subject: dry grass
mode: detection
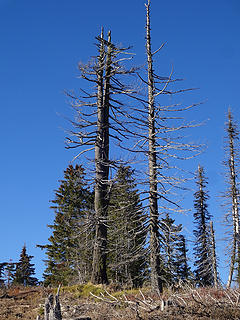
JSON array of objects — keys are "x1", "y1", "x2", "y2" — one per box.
[
  {"x1": 1, "y1": 285, "x2": 240, "y2": 319},
  {"x1": 0, "y1": 286, "x2": 49, "y2": 320}
]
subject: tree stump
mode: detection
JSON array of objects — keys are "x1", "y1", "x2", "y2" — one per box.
[
  {"x1": 36, "y1": 285, "x2": 91, "y2": 320},
  {"x1": 44, "y1": 291, "x2": 62, "y2": 320}
]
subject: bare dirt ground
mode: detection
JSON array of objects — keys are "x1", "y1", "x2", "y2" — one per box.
[
  {"x1": 0, "y1": 287, "x2": 46, "y2": 320},
  {"x1": 1, "y1": 286, "x2": 240, "y2": 320}
]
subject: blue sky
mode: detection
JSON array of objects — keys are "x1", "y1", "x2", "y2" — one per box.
[{"x1": 0, "y1": 0, "x2": 240, "y2": 283}]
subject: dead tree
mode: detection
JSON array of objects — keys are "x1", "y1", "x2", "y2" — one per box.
[
  {"x1": 67, "y1": 30, "x2": 138, "y2": 284},
  {"x1": 44, "y1": 287, "x2": 62, "y2": 320},
  {"x1": 145, "y1": 0, "x2": 163, "y2": 294},
  {"x1": 124, "y1": 0, "x2": 201, "y2": 293},
  {"x1": 210, "y1": 221, "x2": 219, "y2": 288},
  {"x1": 223, "y1": 109, "x2": 240, "y2": 288},
  {"x1": 67, "y1": 2, "x2": 201, "y2": 289},
  {"x1": 90, "y1": 30, "x2": 111, "y2": 285}
]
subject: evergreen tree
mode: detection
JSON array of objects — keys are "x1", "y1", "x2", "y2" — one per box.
[
  {"x1": 160, "y1": 214, "x2": 191, "y2": 285},
  {"x1": 193, "y1": 165, "x2": 214, "y2": 287},
  {"x1": 107, "y1": 166, "x2": 148, "y2": 287},
  {"x1": 160, "y1": 214, "x2": 181, "y2": 285},
  {"x1": 174, "y1": 235, "x2": 192, "y2": 283},
  {"x1": 0, "y1": 263, "x2": 6, "y2": 287},
  {"x1": 13, "y1": 245, "x2": 38, "y2": 286},
  {"x1": 5, "y1": 261, "x2": 16, "y2": 287},
  {"x1": 38, "y1": 164, "x2": 94, "y2": 286}
]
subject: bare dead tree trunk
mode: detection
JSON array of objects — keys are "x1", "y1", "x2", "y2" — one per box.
[
  {"x1": 91, "y1": 31, "x2": 112, "y2": 284},
  {"x1": 145, "y1": 0, "x2": 162, "y2": 294},
  {"x1": 210, "y1": 221, "x2": 219, "y2": 288},
  {"x1": 226, "y1": 109, "x2": 240, "y2": 288},
  {"x1": 67, "y1": 29, "x2": 140, "y2": 286},
  {"x1": 44, "y1": 288, "x2": 62, "y2": 320}
]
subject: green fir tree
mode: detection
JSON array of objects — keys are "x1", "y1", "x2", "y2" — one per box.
[
  {"x1": 5, "y1": 261, "x2": 16, "y2": 287},
  {"x1": 13, "y1": 245, "x2": 38, "y2": 286},
  {"x1": 38, "y1": 164, "x2": 94, "y2": 286},
  {"x1": 0, "y1": 263, "x2": 6, "y2": 287},
  {"x1": 107, "y1": 166, "x2": 148, "y2": 288},
  {"x1": 193, "y1": 165, "x2": 214, "y2": 287},
  {"x1": 160, "y1": 214, "x2": 189, "y2": 285},
  {"x1": 174, "y1": 235, "x2": 192, "y2": 282}
]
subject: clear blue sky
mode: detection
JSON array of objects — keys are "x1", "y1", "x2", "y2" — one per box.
[{"x1": 0, "y1": 0, "x2": 240, "y2": 283}]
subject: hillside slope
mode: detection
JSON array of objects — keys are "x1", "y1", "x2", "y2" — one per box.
[{"x1": 1, "y1": 285, "x2": 240, "y2": 320}]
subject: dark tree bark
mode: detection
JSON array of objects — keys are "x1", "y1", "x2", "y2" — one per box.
[
  {"x1": 44, "y1": 288, "x2": 62, "y2": 320},
  {"x1": 91, "y1": 31, "x2": 111, "y2": 285},
  {"x1": 67, "y1": 30, "x2": 138, "y2": 285}
]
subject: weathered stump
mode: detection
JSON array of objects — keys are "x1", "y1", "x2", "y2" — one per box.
[
  {"x1": 36, "y1": 285, "x2": 92, "y2": 320},
  {"x1": 44, "y1": 291, "x2": 62, "y2": 320}
]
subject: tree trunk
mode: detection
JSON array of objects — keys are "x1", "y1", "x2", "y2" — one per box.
[
  {"x1": 145, "y1": 0, "x2": 163, "y2": 294},
  {"x1": 44, "y1": 291, "x2": 62, "y2": 320},
  {"x1": 226, "y1": 109, "x2": 240, "y2": 288},
  {"x1": 91, "y1": 31, "x2": 112, "y2": 284},
  {"x1": 210, "y1": 221, "x2": 218, "y2": 288}
]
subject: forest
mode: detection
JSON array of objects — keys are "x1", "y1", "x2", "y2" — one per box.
[
  {"x1": 1, "y1": 0, "x2": 240, "y2": 292},
  {"x1": 0, "y1": 0, "x2": 240, "y2": 319}
]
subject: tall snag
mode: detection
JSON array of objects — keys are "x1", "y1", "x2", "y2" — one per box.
[
  {"x1": 145, "y1": 0, "x2": 162, "y2": 293},
  {"x1": 91, "y1": 31, "x2": 111, "y2": 284},
  {"x1": 224, "y1": 109, "x2": 240, "y2": 288},
  {"x1": 67, "y1": 30, "x2": 137, "y2": 284},
  {"x1": 141, "y1": 0, "x2": 201, "y2": 293},
  {"x1": 210, "y1": 221, "x2": 219, "y2": 288}
]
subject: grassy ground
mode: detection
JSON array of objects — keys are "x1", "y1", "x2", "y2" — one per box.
[{"x1": 1, "y1": 284, "x2": 240, "y2": 319}]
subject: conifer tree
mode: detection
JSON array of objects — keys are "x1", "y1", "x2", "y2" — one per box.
[
  {"x1": 160, "y1": 214, "x2": 191, "y2": 285},
  {"x1": 5, "y1": 260, "x2": 16, "y2": 287},
  {"x1": 159, "y1": 214, "x2": 181, "y2": 285},
  {"x1": 193, "y1": 165, "x2": 214, "y2": 287},
  {"x1": 107, "y1": 166, "x2": 147, "y2": 287},
  {"x1": 13, "y1": 245, "x2": 38, "y2": 286},
  {"x1": 175, "y1": 235, "x2": 192, "y2": 283},
  {"x1": 38, "y1": 164, "x2": 94, "y2": 286},
  {"x1": 0, "y1": 263, "x2": 6, "y2": 287}
]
